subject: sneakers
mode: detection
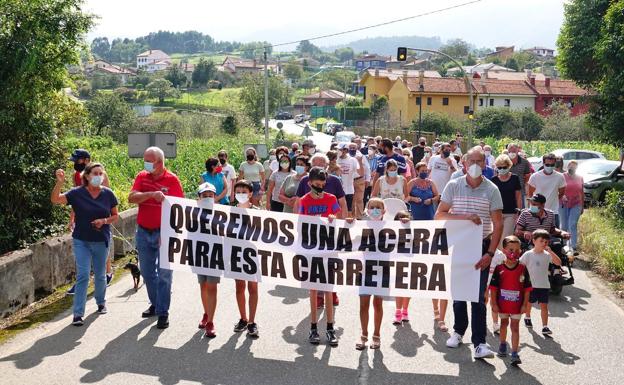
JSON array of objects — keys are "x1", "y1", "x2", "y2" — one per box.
[
  {"x1": 542, "y1": 326, "x2": 553, "y2": 335},
  {"x1": 332, "y1": 292, "x2": 339, "y2": 307},
  {"x1": 309, "y1": 328, "x2": 321, "y2": 345},
  {"x1": 524, "y1": 318, "x2": 533, "y2": 328},
  {"x1": 198, "y1": 314, "x2": 208, "y2": 329},
  {"x1": 401, "y1": 309, "x2": 409, "y2": 323},
  {"x1": 474, "y1": 343, "x2": 495, "y2": 359},
  {"x1": 142, "y1": 305, "x2": 156, "y2": 318},
  {"x1": 392, "y1": 310, "x2": 402, "y2": 325},
  {"x1": 96, "y1": 304, "x2": 107, "y2": 314},
  {"x1": 497, "y1": 342, "x2": 508, "y2": 357},
  {"x1": 156, "y1": 315, "x2": 169, "y2": 329},
  {"x1": 106, "y1": 273, "x2": 113, "y2": 287},
  {"x1": 247, "y1": 323, "x2": 259, "y2": 337},
  {"x1": 205, "y1": 322, "x2": 216, "y2": 338},
  {"x1": 326, "y1": 329, "x2": 339, "y2": 346},
  {"x1": 234, "y1": 319, "x2": 248, "y2": 333},
  {"x1": 510, "y1": 351, "x2": 522, "y2": 366},
  {"x1": 317, "y1": 295, "x2": 325, "y2": 309},
  {"x1": 71, "y1": 316, "x2": 84, "y2": 326},
  {"x1": 446, "y1": 332, "x2": 463, "y2": 348},
  {"x1": 66, "y1": 284, "x2": 76, "y2": 296},
  {"x1": 493, "y1": 322, "x2": 500, "y2": 335}
]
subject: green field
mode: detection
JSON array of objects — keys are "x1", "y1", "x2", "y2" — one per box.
[
  {"x1": 169, "y1": 53, "x2": 228, "y2": 65},
  {"x1": 146, "y1": 88, "x2": 241, "y2": 111}
]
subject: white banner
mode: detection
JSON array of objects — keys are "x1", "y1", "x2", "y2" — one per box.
[{"x1": 159, "y1": 196, "x2": 483, "y2": 302}]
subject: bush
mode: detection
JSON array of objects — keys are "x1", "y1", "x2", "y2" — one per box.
[
  {"x1": 411, "y1": 111, "x2": 460, "y2": 137},
  {"x1": 605, "y1": 189, "x2": 624, "y2": 225},
  {"x1": 474, "y1": 107, "x2": 544, "y2": 140},
  {"x1": 579, "y1": 207, "x2": 624, "y2": 279},
  {"x1": 221, "y1": 115, "x2": 238, "y2": 135}
]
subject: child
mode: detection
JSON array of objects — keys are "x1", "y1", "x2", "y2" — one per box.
[
  {"x1": 392, "y1": 210, "x2": 412, "y2": 326},
  {"x1": 355, "y1": 198, "x2": 386, "y2": 350},
  {"x1": 299, "y1": 167, "x2": 341, "y2": 346},
  {"x1": 489, "y1": 235, "x2": 531, "y2": 365},
  {"x1": 487, "y1": 246, "x2": 507, "y2": 335},
  {"x1": 196, "y1": 183, "x2": 220, "y2": 338},
  {"x1": 521, "y1": 229, "x2": 562, "y2": 335},
  {"x1": 233, "y1": 179, "x2": 260, "y2": 337}
]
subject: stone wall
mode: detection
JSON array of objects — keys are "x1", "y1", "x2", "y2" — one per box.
[{"x1": 0, "y1": 208, "x2": 138, "y2": 318}]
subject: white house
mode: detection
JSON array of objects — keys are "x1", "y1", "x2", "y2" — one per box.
[
  {"x1": 146, "y1": 60, "x2": 171, "y2": 73},
  {"x1": 523, "y1": 46, "x2": 555, "y2": 58},
  {"x1": 136, "y1": 49, "x2": 171, "y2": 69},
  {"x1": 474, "y1": 78, "x2": 537, "y2": 111}
]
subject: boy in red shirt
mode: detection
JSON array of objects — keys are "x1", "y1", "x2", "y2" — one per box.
[
  {"x1": 298, "y1": 167, "x2": 341, "y2": 346},
  {"x1": 489, "y1": 235, "x2": 532, "y2": 366}
]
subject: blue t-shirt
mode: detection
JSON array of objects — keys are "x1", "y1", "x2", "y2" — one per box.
[
  {"x1": 484, "y1": 166, "x2": 495, "y2": 180},
  {"x1": 376, "y1": 153, "x2": 407, "y2": 175},
  {"x1": 65, "y1": 186, "x2": 118, "y2": 247},
  {"x1": 201, "y1": 171, "x2": 230, "y2": 204}
]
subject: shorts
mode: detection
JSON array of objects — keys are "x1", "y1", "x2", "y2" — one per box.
[
  {"x1": 251, "y1": 181, "x2": 262, "y2": 197},
  {"x1": 529, "y1": 288, "x2": 549, "y2": 304},
  {"x1": 345, "y1": 194, "x2": 354, "y2": 211},
  {"x1": 499, "y1": 313, "x2": 522, "y2": 320},
  {"x1": 197, "y1": 274, "x2": 221, "y2": 284}
]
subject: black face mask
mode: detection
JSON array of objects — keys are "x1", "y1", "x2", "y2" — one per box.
[
  {"x1": 246, "y1": 154, "x2": 254, "y2": 161},
  {"x1": 74, "y1": 162, "x2": 86, "y2": 172},
  {"x1": 219, "y1": 158, "x2": 226, "y2": 165},
  {"x1": 442, "y1": 150, "x2": 451, "y2": 158},
  {"x1": 311, "y1": 184, "x2": 324, "y2": 194}
]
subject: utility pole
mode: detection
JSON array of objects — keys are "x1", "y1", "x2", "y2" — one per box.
[
  {"x1": 263, "y1": 49, "x2": 269, "y2": 146},
  {"x1": 343, "y1": 70, "x2": 347, "y2": 124}
]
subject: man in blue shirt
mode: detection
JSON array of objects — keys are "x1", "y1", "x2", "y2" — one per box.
[{"x1": 373, "y1": 138, "x2": 407, "y2": 185}]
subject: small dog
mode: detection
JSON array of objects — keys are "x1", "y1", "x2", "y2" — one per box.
[{"x1": 124, "y1": 261, "x2": 141, "y2": 292}]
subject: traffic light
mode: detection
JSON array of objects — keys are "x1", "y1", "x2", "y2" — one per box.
[{"x1": 397, "y1": 47, "x2": 407, "y2": 61}]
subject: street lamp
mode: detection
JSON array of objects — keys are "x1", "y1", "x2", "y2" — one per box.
[{"x1": 418, "y1": 83, "x2": 424, "y2": 139}]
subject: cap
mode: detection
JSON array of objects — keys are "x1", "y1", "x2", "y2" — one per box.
[
  {"x1": 302, "y1": 139, "x2": 315, "y2": 148},
  {"x1": 69, "y1": 149, "x2": 91, "y2": 162},
  {"x1": 529, "y1": 193, "x2": 546, "y2": 204},
  {"x1": 337, "y1": 142, "x2": 348, "y2": 150},
  {"x1": 197, "y1": 182, "x2": 216, "y2": 195}
]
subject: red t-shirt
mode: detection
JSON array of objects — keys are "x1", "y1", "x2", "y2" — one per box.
[
  {"x1": 489, "y1": 263, "x2": 532, "y2": 314},
  {"x1": 73, "y1": 171, "x2": 82, "y2": 187},
  {"x1": 298, "y1": 192, "x2": 340, "y2": 218},
  {"x1": 131, "y1": 169, "x2": 184, "y2": 229}
]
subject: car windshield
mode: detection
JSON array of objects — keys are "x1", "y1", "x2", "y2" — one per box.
[
  {"x1": 578, "y1": 162, "x2": 617, "y2": 176},
  {"x1": 335, "y1": 133, "x2": 352, "y2": 142}
]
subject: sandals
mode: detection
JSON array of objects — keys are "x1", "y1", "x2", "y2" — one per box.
[
  {"x1": 433, "y1": 308, "x2": 440, "y2": 322},
  {"x1": 438, "y1": 321, "x2": 448, "y2": 332},
  {"x1": 355, "y1": 335, "x2": 368, "y2": 350},
  {"x1": 370, "y1": 335, "x2": 381, "y2": 349}
]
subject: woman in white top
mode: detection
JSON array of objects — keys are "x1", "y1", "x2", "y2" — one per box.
[{"x1": 371, "y1": 159, "x2": 408, "y2": 200}]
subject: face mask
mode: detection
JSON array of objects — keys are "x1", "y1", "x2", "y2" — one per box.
[
  {"x1": 568, "y1": 168, "x2": 576, "y2": 175},
  {"x1": 419, "y1": 172, "x2": 428, "y2": 179},
  {"x1": 508, "y1": 152, "x2": 518, "y2": 160},
  {"x1": 246, "y1": 154, "x2": 255, "y2": 161},
  {"x1": 369, "y1": 208, "x2": 382, "y2": 219},
  {"x1": 468, "y1": 164, "x2": 482, "y2": 178},
  {"x1": 280, "y1": 161, "x2": 290, "y2": 170},
  {"x1": 89, "y1": 175, "x2": 103, "y2": 187},
  {"x1": 349, "y1": 150, "x2": 357, "y2": 157},
  {"x1": 308, "y1": 147, "x2": 316, "y2": 155},
  {"x1": 484, "y1": 151, "x2": 491, "y2": 157},
  {"x1": 215, "y1": 166, "x2": 223, "y2": 174},
  {"x1": 388, "y1": 170, "x2": 398, "y2": 177},
  {"x1": 543, "y1": 165, "x2": 555, "y2": 174},
  {"x1": 311, "y1": 184, "x2": 324, "y2": 194},
  {"x1": 504, "y1": 250, "x2": 520, "y2": 261},
  {"x1": 295, "y1": 165, "x2": 305, "y2": 175},
  {"x1": 497, "y1": 167, "x2": 510, "y2": 175},
  {"x1": 144, "y1": 161, "x2": 155, "y2": 173},
  {"x1": 236, "y1": 193, "x2": 249, "y2": 204},
  {"x1": 219, "y1": 158, "x2": 226, "y2": 165},
  {"x1": 74, "y1": 162, "x2": 86, "y2": 172},
  {"x1": 200, "y1": 197, "x2": 215, "y2": 206},
  {"x1": 442, "y1": 150, "x2": 451, "y2": 158},
  {"x1": 424, "y1": 151, "x2": 431, "y2": 157},
  {"x1": 433, "y1": 146, "x2": 439, "y2": 153},
  {"x1": 529, "y1": 205, "x2": 540, "y2": 214},
  {"x1": 420, "y1": 141, "x2": 426, "y2": 146},
  {"x1": 269, "y1": 155, "x2": 276, "y2": 161}
]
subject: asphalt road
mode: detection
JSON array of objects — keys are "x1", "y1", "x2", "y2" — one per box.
[
  {"x1": 269, "y1": 119, "x2": 333, "y2": 153},
  {"x1": 1, "y1": 262, "x2": 623, "y2": 385}
]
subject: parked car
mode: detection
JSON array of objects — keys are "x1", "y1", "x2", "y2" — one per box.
[
  {"x1": 294, "y1": 114, "x2": 309, "y2": 123},
  {"x1": 580, "y1": 159, "x2": 624, "y2": 204},
  {"x1": 528, "y1": 149, "x2": 605, "y2": 171},
  {"x1": 325, "y1": 122, "x2": 344, "y2": 135},
  {"x1": 333, "y1": 131, "x2": 356, "y2": 144},
  {"x1": 275, "y1": 111, "x2": 293, "y2": 120}
]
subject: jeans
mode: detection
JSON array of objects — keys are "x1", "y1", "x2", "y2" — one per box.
[
  {"x1": 270, "y1": 200, "x2": 284, "y2": 212},
  {"x1": 363, "y1": 185, "x2": 372, "y2": 208},
  {"x1": 559, "y1": 204, "x2": 582, "y2": 249},
  {"x1": 136, "y1": 227, "x2": 173, "y2": 316},
  {"x1": 453, "y1": 268, "x2": 489, "y2": 347},
  {"x1": 72, "y1": 239, "x2": 108, "y2": 317}
]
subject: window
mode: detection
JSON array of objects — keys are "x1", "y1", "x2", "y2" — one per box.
[
  {"x1": 504, "y1": 99, "x2": 511, "y2": 107},
  {"x1": 489, "y1": 99, "x2": 494, "y2": 106},
  {"x1": 442, "y1": 97, "x2": 449, "y2": 106},
  {"x1": 416, "y1": 97, "x2": 421, "y2": 105},
  {"x1": 563, "y1": 152, "x2": 576, "y2": 160},
  {"x1": 427, "y1": 97, "x2": 432, "y2": 105},
  {"x1": 479, "y1": 98, "x2": 484, "y2": 107},
  {"x1": 577, "y1": 152, "x2": 598, "y2": 160},
  {"x1": 464, "y1": 106, "x2": 470, "y2": 114}
]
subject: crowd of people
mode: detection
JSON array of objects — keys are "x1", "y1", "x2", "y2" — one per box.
[{"x1": 52, "y1": 132, "x2": 585, "y2": 366}]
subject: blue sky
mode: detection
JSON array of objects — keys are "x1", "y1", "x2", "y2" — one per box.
[{"x1": 85, "y1": 0, "x2": 566, "y2": 51}]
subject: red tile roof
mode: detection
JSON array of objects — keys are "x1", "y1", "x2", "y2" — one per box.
[
  {"x1": 532, "y1": 80, "x2": 588, "y2": 96},
  {"x1": 302, "y1": 89, "x2": 347, "y2": 100},
  {"x1": 362, "y1": 68, "x2": 441, "y2": 80},
  {"x1": 404, "y1": 77, "x2": 475, "y2": 94},
  {"x1": 473, "y1": 79, "x2": 536, "y2": 96}
]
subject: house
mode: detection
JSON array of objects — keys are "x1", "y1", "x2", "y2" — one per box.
[
  {"x1": 446, "y1": 63, "x2": 515, "y2": 76},
  {"x1": 482, "y1": 69, "x2": 547, "y2": 81},
  {"x1": 358, "y1": 68, "x2": 441, "y2": 106},
  {"x1": 179, "y1": 63, "x2": 195, "y2": 81},
  {"x1": 354, "y1": 54, "x2": 390, "y2": 71},
  {"x1": 146, "y1": 60, "x2": 171, "y2": 73},
  {"x1": 300, "y1": 89, "x2": 348, "y2": 107},
  {"x1": 528, "y1": 76, "x2": 590, "y2": 117},
  {"x1": 523, "y1": 46, "x2": 555, "y2": 58},
  {"x1": 136, "y1": 49, "x2": 171, "y2": 69},
  {"x1": 86, "y1": 60, "x2": 136, "y2": 85},
  {"x1": 485, "y1": 46, "x2": 515, "y2": 62},
  {"x1": 387, "y1": 75, "x2": 478, "y2": 123},
  {"x1": 220, "y1": 56, "x2": 264, "y2": 78},
  {"x1": 473, "y1": 76, "x2": 537, "y2": 110}
]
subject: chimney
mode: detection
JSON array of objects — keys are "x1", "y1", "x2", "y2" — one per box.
[
  {"x1": 529, "y1": 76, "x2": 536, "y2": 86},
  {"x1": 483, "y1": 69, "x2": 489, "y2": 79},
  {"x1": 545, "y1": 77, "x2": 551, "y2": 87},
  {"x1": 418, "y1": 69, "x2": 424, "y2": 89},
  {"x1": 374, "y1": 69, "x2": 379, "y2": 77}
]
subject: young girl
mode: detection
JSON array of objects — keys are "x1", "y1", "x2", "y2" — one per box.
[
  {"x1": 233, "y1": 179, "x2": 260, "y2": 337},
  {"x1": 392, "y1": 210, "x2": 412, "y2": 326}
]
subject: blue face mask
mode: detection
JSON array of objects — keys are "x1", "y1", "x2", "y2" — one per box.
[
  {"x1": 529, "y1": 205, "x2": 540, "y2": 214},
  {"x1": 419, "y1": 172, "x2": 428, "y2": 179},
  {"x1": 295, "y1": 165, "x2": 305, "y2": 175},
  {"x1": 388, "y1": 170, "x2": 398, "y2": 177},
  {"x1": 369, "y1": 208, "x2": 382, "y2": 218},
  {"x1": 144, "y1": 161, "x2": 155, "y2": 173},
  {"x1": 349, "y1": 150, "x2": 357, "y2": 156},
  {"x1": 89, "y1": 175, "x2": 103, "y2": 187}
]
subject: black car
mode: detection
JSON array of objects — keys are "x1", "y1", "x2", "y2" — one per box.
[{"x1": 275, "y1": 111, "x2": 293, "y2": 120}]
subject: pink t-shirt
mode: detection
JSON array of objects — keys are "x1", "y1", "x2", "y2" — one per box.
[{"x1": 562, "y1": 173, "x2": 584, "y2": 208}]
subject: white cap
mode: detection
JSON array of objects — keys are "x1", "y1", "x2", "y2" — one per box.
[
  {"x1": 337, "y1": 142, "x2": 348, "y2": 150},
  {"x1": 197, "y1": 182, "x2": 216, "y2": 195}
]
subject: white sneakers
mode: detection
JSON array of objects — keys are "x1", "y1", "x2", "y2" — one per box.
[
  {"x1": 446, "y1": 332, "x2": 463, "y2": 348},
  {"x1": 474, "y1": 343, "x2": 495, "y2": 359}
]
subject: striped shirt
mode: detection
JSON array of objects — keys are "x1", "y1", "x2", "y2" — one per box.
[
  {"x1": 440, "y1": 176, "x2": 503, "y2": 238},
  {"x1": 515, "y1": 208, "x2": 556, "y2": 234}
]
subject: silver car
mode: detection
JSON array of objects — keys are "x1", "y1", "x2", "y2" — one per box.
[{"x1": 528, "y1": 149, "x2": 605, "y2": 171}]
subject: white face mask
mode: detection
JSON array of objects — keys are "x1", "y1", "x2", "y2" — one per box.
[
  {"x1": 236, "y1": 193, "x2": 249, "y2": 204},
  {"x1": 484, "y1": 151, "x2": 491, "y2": 157},
  {"x1": 468, "y1": 164, "x2": 483, "y2": 178},
  {"x1": 270, "y1": 155, "x2": 277, "y2": 161},
  {"x1": 508, "y1": 152, "x2": 518, "y2": 160},
  {"x1": 199, "y1": 197, "x2": 215, "y2": 206},
  {"x1": 308, "y1": 147, "x2": 316, "y2": 155}
]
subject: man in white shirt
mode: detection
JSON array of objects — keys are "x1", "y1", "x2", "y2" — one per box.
[
  {"x1": 218, "y1": 150, "x2": 237, "y2": 201},
  {"x1": 428, "y1": 143, "x2": 458, "y2": 193},
  {"x1": 450, "y1": 140, "x2": 463, "y2": 157},
  {"x1": 527, "y1": 153, "x2": 566, "y2": 226},
  {"x1": 350, "y1": 142, "x2": 368, "y2": 219},
  {"x1": 337, "y1": 142, "x2": 362, "y2": 217}
]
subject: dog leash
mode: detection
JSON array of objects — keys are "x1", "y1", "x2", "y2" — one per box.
[{"x1": 110, "y1": 224, "x2": 138, "y2": 256}]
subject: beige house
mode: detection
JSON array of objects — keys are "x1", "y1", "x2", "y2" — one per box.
[{"x1": 136, "y1": 49, "x2": 171, "y2": 69}]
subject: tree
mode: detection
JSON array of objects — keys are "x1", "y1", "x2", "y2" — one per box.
[
  {"x1": 475, "y1": 108, "x2": 519, "y2": 138},
  {"x1": 191, "y1": 58, "x2": 215, "y2": 87},
  {"x1": 283, "y1": 62, "x2": 303, "y2": 82},
  {"x1": 91, "y1": 37, "x2": 110, "y2": 60},
  {"x1": 0, "y1": 0, "x2": 94, "y2": 253},
  {"x1": 146, "y1": 78, "x2": 179, "y2": 104},
  {"x1": 411, "y1": 111, "x2": 460, "y2": 137},
  {"x1": 557, "y1": 0, "x2": 623, "y2": 144},
  {"x1": 540, "y1": 101, "x2": 592, "y2": 141},
  {"x1": 165, "y1": 63, "x2": 187, "y2": 88},
  {"x1": 239, "y1": 41, "x2": 271, "y2": 59},
  {"x1": 85, "y1": 91, "x2": 136, "y2": 141},
  {"x1": 297, "y1": 40, "x2": 322, "y2": 57},
  {"x1": 334, "y1": 47, "x2": 354, "y2": 62},
  {"x1": 440, "y1": 39, "x2": 471, "y2": 60},
  {"x1": 505, "y1": 57, "x2": 519, "y2": 71},
  {"x1": 239, "y1": 74, "x2": 292, "y2": 127}
]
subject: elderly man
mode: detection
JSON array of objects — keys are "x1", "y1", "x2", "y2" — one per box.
[
  {"x1": 435, "y1": 146, "x2": 504, "y2": 360},
  {"x1": 412, "y1": 136, "x2": 427, "y2": 164},
  {"x1": 508, "y1": 143, "x2": 533, "y2": 205},
  {"x1": 129, "y1": 147, "x2": 184, "y2": 329}
]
